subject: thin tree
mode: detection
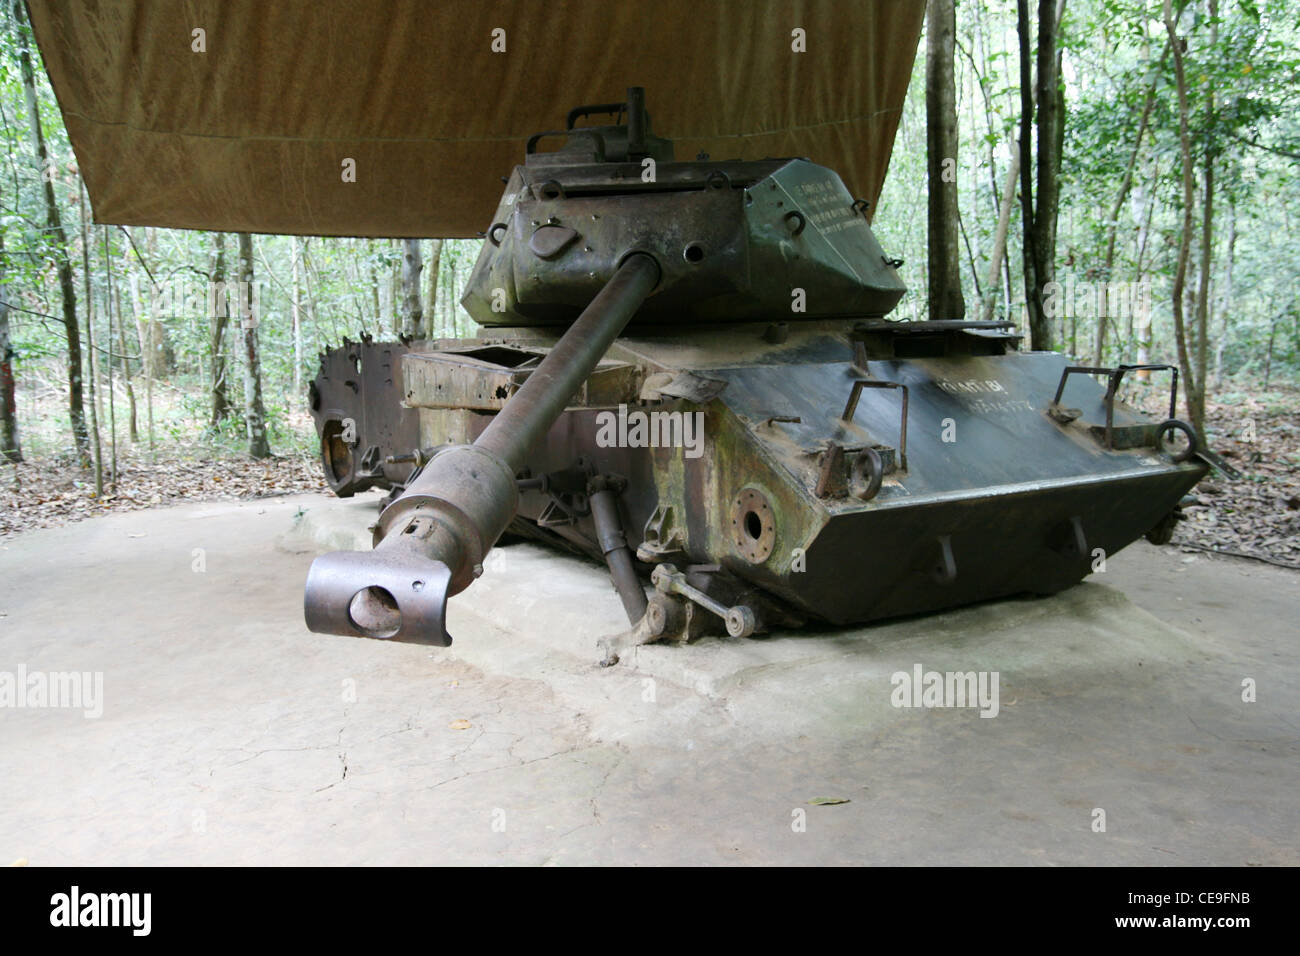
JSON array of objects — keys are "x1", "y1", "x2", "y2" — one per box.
[
  {"x1": 102, "y1": 228, "x2": 137, "y2": 442},
  {"x1": 981, "y1": 148, "x2": 1020, "y2": 323},
  {"x1": 1212, "y1": 200, "x2": 1236, "y2": 389},
  {"x1": 0, "y1": 230, "x2": 20, "y2": 462},
  {"x1": 291, "y1": 235, "x2": 302, "y2": 405},
  {"x1": 1017, "y1": 0, "x2": 1067, "y2": 351},
  {"x1": 1164, "y1": 0, "x2": 1203, "y2": 434},
  {"x1": 980, "y1": 21, "x2": 1036, "y2": 326},
  {"x1": 101, "y1": 226, "x2": 117, "y2": 488},
  {"x1": 401, "y1": 237, "x2": 424, "y2": 337},
  {"x1": 926, "y1": 0, "x2": 965, "y2": 320},
  {"x1": 77, "y1": 185, "x2": 101, "y2": 492},
  {"x1": 1017, "y1": 0, "x2": 1044, "y2": 346},
  {"x1": 426, "y1": 239, "x2": 443, "y2": 338},
  {"x1": 122, "y1": 236, "x2": 152, "y2": 456},
  {"x1": 14, "y1": 1, "x2": 88, "y2": 463},
  {"x1": 442, "y1": 246, "x2": 459, "y2": 337},
  {"x1": 1039, "y1": 0, "x2": 1066, "y2": 346},
  {"x1": 1132, "y1": 163, "x2": 1160, "y2": 366},
  {"x1": 1189, "y1": 0, "x2": 1218, "y2": 432},
  {"x1": 390, "y1": 239, "x2": 401, "y2": 333},
  {"x1": 369, "y1": 241, "x2": 381, "y2": 330},
  {"x1": 209, "y1": 232, "x2": 231, "y2": 427},
  {"x1": 237, "y1": 232, "x2": 271, "y2": 458}
]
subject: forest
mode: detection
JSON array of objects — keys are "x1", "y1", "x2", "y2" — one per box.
[{"x1": 0, "y1": 0, "x2": 1296, "y2": 562}]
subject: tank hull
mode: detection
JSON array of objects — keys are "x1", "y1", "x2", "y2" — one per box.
[{"x1": 318, "y1": 320, "x2": 1204, "y2": 629}]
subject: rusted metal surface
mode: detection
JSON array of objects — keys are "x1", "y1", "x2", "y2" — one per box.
[
  {"x1": 308, "y1": 336, "x2": 421, "y2": 496},
  {"x1": 1049, "y1": 363, "x2": 1180, "y2": 451},
  {"x1": 403, "y1": 348, "x2": 639, "y2": 413}
]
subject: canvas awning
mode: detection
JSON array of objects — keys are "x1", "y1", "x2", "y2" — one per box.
[{"x1": 27, "y1": 0, "x2": 923, "y2": 238}]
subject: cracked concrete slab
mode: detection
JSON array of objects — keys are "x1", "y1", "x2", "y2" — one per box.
[{"x1": 1, "y1": 492, "x2": 1296, "y2": 865}]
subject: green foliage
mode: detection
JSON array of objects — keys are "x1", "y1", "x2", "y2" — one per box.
[{"x1": 875, "y1": 0, "x2": 1300, "y2": 383}]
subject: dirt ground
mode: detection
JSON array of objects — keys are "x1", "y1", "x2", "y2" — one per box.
[
  {"x1": 1164, "y1": 395, "x2": 1300, "y2": 568},
  {"x1": 0, "y1": 453, "x2": 327, "y2": 537}
]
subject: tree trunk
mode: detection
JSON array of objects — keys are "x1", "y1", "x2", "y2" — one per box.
[
  {"x1": 0, "y1": 231, "x2": 21, "y2": 463},
  {"x1": 379, "y1": 240, "x2": 392, "y2": 334},
  {"x1": 303, "y1": 239, "x2": 324, "y2": 344},
  {"x1": 369, "y1": 241, "x2": 381, "y2": 331},
  {"x1": 1016, "y1": 0, "x2": 1045, "y2": 348},
  {"x1": 15, "y1": 2, "x2": 88, "y2": 464},
  {"x1": 1192, "y1": 154, "x2": 1212, "y2": 433},
  {"x1": 1213, "y1": 201, "x2": 1236, "y2": 389},
  {"x1": 116, "y1": 313, "x2": 138, "y2": 444},
  {"x1": 124, "y1": 245, "x2": 153, "y2": 456},
  {"x1": 1131, "y1": 171, "x2": 1158, "y2": 367},
  {"x1": 1262, "y1": 313, "x2": 1278, "y2": 390},
  {"x1": 237, "y1": 233, "x2": 271, "y2": 458},
  {"x1": 299, "y1": 239, "x2": 331, "y2": 344},
  {"x1": 291, "y1": 235, "x2": 302, "y2": 407},
  {"x1": 390, "y1": 240, "x2": 401, "y2": 335},
  {"x1": 210, "y1": 233, "x2": 232, "y2": 427},
  {"x1": 980, "y1": 148, "x2": 1020, "y2": 322},
  {"x1": 1033, "y1": 0, "x2": 1066, "y2": 348},
  {"x1": 1163, "y1": 0, "x2": 1201, "y2": 434},
  {"x1": 400, "y1": 238, "x2": 424, "y2": 337},
  {"x1": 1189, "y1": 0, "x2": 1217, "y2": 434},
  {"x1": 101, "y1": 229, "x2": 117, "y2": 488},
  {"x1": 443, "y1": 247, "x2": 460, "y2": 337},
  {"x1": 426, "y1": 239, "x2": 443, "y2": 338},
  {"x1": 76, "y1": 189, "x2": 101, "y2": 491},
  {"x1": 101, "y1": 227, "x2": 138, "y2": 444},
  {"x1": 926, "y1": 0, "x2": 965, "y2": 320},
  {"x1": 1017, "y1": 0, "x2": 1068, "y2": 351},
  {"x1": 964, "y1": 47, "x2": 984, "y2": 302}
]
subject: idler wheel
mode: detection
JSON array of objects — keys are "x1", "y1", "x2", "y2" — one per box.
[
  {"x1": 1156, "y1": 419, "x2": 1198, "y2": 463},
  {"x1": 850, "y1": 447, "x2": 884, "y2": 501}
]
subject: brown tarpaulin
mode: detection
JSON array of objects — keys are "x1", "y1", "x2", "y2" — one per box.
[{"x1": 27, "y1": 0, "x2": 923, "y2": 238}]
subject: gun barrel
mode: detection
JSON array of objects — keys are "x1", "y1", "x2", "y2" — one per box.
[
  {"x1": 303, "y1": 253, "x2": 660, "y2": 645},
  {"x1": 473, "y1": 252, "x2": 660, "y2": 470}
]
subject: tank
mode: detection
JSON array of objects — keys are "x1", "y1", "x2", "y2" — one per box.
[{"x1": 304, "y1": 89, "x2": 1216, "y2": 661}]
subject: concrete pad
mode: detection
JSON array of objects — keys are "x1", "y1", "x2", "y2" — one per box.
[{"x1": 1, "y1": 492, "x2": 1297, "y2": 865}]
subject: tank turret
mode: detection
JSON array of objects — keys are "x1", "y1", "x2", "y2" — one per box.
[{"x1": 462, "y1": 88, "x2": 905, "y2": 327}]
